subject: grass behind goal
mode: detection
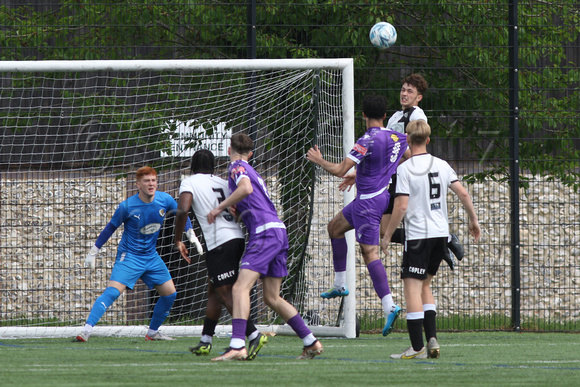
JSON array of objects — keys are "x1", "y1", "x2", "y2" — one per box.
[{"x1": 1, "y1": 332, "x2": 578, "y2": 386}]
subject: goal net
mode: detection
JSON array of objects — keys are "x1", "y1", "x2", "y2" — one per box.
[{"x1": 0, "y1": 59, "x2": 357, "y2": 339}]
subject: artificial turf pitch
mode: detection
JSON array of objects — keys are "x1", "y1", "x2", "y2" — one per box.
[{"x1": 1, "y1": 332, "x2": 578, "y2": 386}]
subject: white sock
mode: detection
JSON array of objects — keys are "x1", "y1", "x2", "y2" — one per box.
[
  {"x1": 381, "y1": 294, "x2": 395, "y2": 314},
  {"x1": 201, "y1": 334, "x2": 213, "y2": 344},
  {"x1": 247, "y1": 330, "x2": 259, "y2": 341},
  {"x1": 83, "y1": 324, "x2": 93, "y2": 334},
  {"x1": 334, "y1": 271, "x2": 347, "y2": 288},
  {"x1": 302, "y1": 333, "x2": 316, "y2": 347},
  {"x1": 406, "y1": 311, "x2": 424, "y2": 320},
  {"x1": 147, "y1": 328, "x2": 158, "y2": 337},
  {"x1": 229, "y1": 337, "x2": 245, "y2": 349},
  {"x1": 423, "y1": 303, "x2": 436, "y2": 312}
]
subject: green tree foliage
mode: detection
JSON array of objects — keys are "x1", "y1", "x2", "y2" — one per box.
[{"x1": 0, "y1": 0, "x2": 578, "y2": 184}]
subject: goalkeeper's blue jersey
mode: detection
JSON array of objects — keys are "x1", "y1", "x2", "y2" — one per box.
[{"x1": 110, "y1": 191, "x2": 178, "y2": 257}]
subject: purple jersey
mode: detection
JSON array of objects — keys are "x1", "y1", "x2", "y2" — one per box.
[
  {"x1": 228, "y1": 159, "x2": 284, "y2": 236},
  {"x1": 347, "y1": 127, "x2": 407, "y2": 196}
]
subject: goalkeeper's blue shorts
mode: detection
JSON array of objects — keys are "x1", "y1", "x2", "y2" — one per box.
[{"x1": 110, "y1": 251, "x2": 172, "y2": 290}]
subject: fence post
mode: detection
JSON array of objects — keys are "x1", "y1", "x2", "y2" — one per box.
[
  {"x1": 247, "y1": 0, "x2": 257, "y2": 59},
  {"x1": 508, "y1": 0, "x2": 521, "y2": 332}
]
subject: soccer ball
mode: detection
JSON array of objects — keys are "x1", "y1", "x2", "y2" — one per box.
[{"x1": 369, "y1": 22, "x2": 397, "y2": 50}]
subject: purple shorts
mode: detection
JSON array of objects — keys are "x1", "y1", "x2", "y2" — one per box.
[
  {"x1": 241, "y1": 226, "x2": 289, "y2": 278},
  {"x1": 342, "y1": 190, "x2": 389, "y2": 245}
]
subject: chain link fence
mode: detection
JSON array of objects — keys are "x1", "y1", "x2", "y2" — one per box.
[{"x1": 1, "y1": 1, "x2": 578, "y2": 332}]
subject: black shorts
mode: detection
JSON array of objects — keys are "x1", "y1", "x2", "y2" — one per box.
[
  {"x1": 384, "y1": 176, "x2": 397, "y2": 215},
  {"x1": 205, "y1": 238, "x2": 245, "y2": 287},
  {"x1": 400, "y1": 237, "x2": 448, "y2": 280}
]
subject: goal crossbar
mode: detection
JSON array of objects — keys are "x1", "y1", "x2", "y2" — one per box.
[{"x1": 0, "y1": 58, "x2": 354, "y2": 73}]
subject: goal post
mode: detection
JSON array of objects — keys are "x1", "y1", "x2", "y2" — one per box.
[{"x1": 0, "y1": 59, "x2": 356, "y2": 339}]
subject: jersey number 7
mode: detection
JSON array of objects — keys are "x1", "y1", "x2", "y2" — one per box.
[{"x1": 213, "y1": 188, "x2": 235, "y2": 221}]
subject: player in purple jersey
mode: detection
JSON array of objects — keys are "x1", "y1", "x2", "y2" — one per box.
[
  {"x1": 174, "y1": 149, "x2": 267, "y2": 360},
  {"x1": 74, "y1": 166, "x2": 194, "y2": 342},
  {"x1": 340, "y1": 74, "x2": 463, "y2": 269},
  {"x1": 207, "y1": 133, "x2": 323, "y2": 361},
  {"x1": 306, "y1": 94, "x2": 409, "y2": 336},
  {"x1": 382, "y1": 120, "x2": 480, "y2": 359}
]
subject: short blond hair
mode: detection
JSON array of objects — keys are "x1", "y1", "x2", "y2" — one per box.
[{"x1": 406, "y1": 120, "x2": 431, "y2": 145}]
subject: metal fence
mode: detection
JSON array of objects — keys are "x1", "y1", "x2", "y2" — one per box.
[{"x1": 1, "y1": 1, "x2": 578, "y2": 332}]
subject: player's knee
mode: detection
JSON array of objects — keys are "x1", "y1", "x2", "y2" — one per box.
[
  {"x1": 215, "y1": 286, "x2": 233, "y2": 307},
  {"x1": 360, "y1": 245, "x2": 380, "y2": 262},
  {"x1": 327, "y1": 220, "x2": 342, "y2": 239},
  {"x1": 232, "y1": 281, "x2": 251, "y2": 296},
  {"x1": 327, "y1": 213, "x2": 350, "y2": 239},
  {"x1": 263, "y1": 293, "x2": 280, "y2": 309},
  {"x1": 101, "y1": 286, "x2": 121, "y2": 305},
  {"x1": 163, "y1": 291, "x2": 177, "y2": 303}
]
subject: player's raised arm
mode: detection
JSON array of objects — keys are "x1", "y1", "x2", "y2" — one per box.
[{"x1": 306, "y1": 145, "x2": 355, "y2": 177}]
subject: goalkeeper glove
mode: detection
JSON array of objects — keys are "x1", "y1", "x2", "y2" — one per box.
[
  {"x1": 186, "y1": 229, "x2": 204, "y2": 255},
  {"x1": 85, "y1": 245, "x2": 100, "y2": 269}
]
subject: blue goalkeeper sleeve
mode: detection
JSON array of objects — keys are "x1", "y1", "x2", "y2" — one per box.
[
  {"x1": 184, "y1": 216, "x2": 193, "y2": 232},
  {"x1": 95, "y1": 222, "x2": 118, "y2": 248}
]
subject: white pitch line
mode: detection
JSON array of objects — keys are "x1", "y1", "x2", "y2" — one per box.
[{"x1": 529, "y1": 360, "x2": 580, "y2": 364}]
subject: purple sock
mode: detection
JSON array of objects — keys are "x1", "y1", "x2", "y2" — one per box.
[
  {"x1": 287, "y1": 314, "x2": 312, "y2": 339},
  {"x1": 367, "y1": 259, "x2": 391, "y2": 299},
  {"x1": 331, "y1": 238, "x2": 347, "y2": 272},
  {"x1": 231, "y1": 318, "x2": 247, "y2": 341}
]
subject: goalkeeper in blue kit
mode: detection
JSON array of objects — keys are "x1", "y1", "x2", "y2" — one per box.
[{"x1": 74, "y1": 166, "x2": 197, "y2": 342}]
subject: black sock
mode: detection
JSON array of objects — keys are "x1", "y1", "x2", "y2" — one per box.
[
  {"x1": 423, "y1": 310, "x2": 437, "y2": 341},
  {"x1": 202, "y1": 317, "x2": 218, "y2": 338},
  {"x1": 246, "y1": 320, "x2": 258, "y2": 337},
  {"x1": 407, "y1": 319, "x2": 424, "y2": 351}
]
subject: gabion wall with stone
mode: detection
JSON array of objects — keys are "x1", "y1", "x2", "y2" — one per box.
[
  {"x1": 1, "y1": 172, "x2": 578, "y2": 331},
  {"x1": 302, "y1": 173, "x2": 580, "y2": 331},
  {"x1": 0, "y1": 173, "x2": 127, "y2": 325}
]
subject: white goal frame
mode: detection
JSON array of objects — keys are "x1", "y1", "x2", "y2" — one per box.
[{"x1": 0, "y1": 59, "x2": 356, "y2": 339}]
